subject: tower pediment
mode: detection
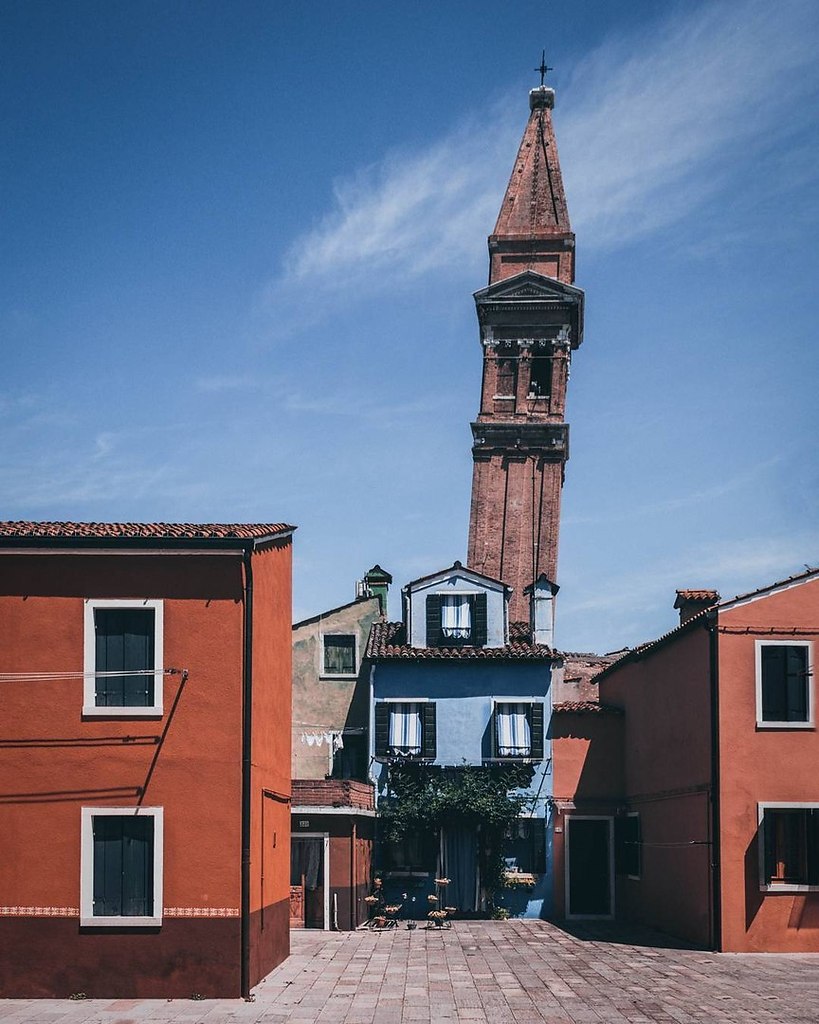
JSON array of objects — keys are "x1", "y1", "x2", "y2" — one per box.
[
  {"x1": 474, "y1": 271, "x2": 584, "y2": 347},
  {"x1": 474, "y1": 270, "x2": 583, "y2": 304}
]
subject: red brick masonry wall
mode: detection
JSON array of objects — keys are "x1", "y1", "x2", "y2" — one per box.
[{"x1": 292, "y1": 779, "x2": 374, "y2": 811}]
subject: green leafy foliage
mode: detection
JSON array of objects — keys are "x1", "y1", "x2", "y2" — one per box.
[{"x1": 379, "y1": 761, "x2": 535, "y2": 898}]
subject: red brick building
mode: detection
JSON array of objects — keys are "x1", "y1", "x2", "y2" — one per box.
[
  {"x1": 467, "y1": 84, "x2": 584, "y2": 621},
  {"x1": 0, "y1": 521, "x2": 294, "y2": 997}
]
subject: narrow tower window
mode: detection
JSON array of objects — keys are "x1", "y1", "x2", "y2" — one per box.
[
  {"x1": 496, "y1": 357, "x2": 517, "y2": 397},
  {"x1": 528, "y1": 356, "x2": 552, "y2": 399}
]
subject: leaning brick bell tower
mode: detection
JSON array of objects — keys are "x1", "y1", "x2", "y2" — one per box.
[{"x1": 467, "y1": 72, "x2": 584, "y2": 622}]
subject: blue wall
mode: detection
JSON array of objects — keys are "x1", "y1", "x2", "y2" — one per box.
[
  {"x1": 372, "y1": 660, "x2": 551, "y2": 769},
  {"x1": 370, "y1": 659, "x2": 554, "y2": 918}
]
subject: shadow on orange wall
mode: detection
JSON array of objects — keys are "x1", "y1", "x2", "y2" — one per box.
[{"x1": 743, "y1": 827, "x2": 764, "y2": 931}]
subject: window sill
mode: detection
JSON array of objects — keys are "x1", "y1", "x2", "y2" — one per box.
[
  {"x1": 81, "y1": 915, "x2": 162, "y2": 928},
  {"x1": 760, "y1": 884, "x2": 819, "y2": 894},
  {"x1": 82, "y1": 706, "x2": 163, "y2": 718},
  {"x1": 319, "y1": 673, "x2": 357, "y2": 681},
  {"x1": 755, "y1": 721, "x2": 814, "y2": 730}
]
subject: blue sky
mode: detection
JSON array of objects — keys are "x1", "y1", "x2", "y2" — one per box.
[{"x1": 2, "y1": 0, "x2": 818, "y2": 652}]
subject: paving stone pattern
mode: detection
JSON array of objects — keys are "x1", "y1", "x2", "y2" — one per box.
[{"x1": 2, "y1": 920, "x2": 818, "y2": 1024}]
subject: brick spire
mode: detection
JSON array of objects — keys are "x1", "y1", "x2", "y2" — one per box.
[
  {"x1": 467, "y1": 85, "x2": 584, "y2": 623},
  {"x1": 489, "y1": 86, "x2": 575, "y2": 286}
]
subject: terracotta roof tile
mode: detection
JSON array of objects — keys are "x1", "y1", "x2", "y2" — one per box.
[
  {"x1": 0, "y1": 521, "x2": 294, "y2": 542},
  {"x1": 553, "y1": 700, "x2": 623, "y2": 716},
  {"x1": 366, "y1": 620, "x2": 553, "y2": 661}
]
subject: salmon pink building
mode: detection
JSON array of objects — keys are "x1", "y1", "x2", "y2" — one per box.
[
  {"x1": 592, "y1": 570, "x2": 819, "y2": 952},
  {"x1": 0, "y1": 521, "x2": 294, "y2": 998}
]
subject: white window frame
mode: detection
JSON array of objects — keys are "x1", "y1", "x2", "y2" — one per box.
[
  {"x1": 492, "y1": 699, "x2": 535, "y2": 759},
  {"x1": 289, "y1": 832, "x2": 330, "y2": 930},
  {"x1": 755, "y1": 640, "x2": 813, "y2": 729},
  {"x1": 374, "y1": 698, "x2": 430, "y2": 761},
  {"x1": 83, "y1": 599, "x2": 164, "y2": 716},
  {"x1": 80, "y1": 806, "x2": 164, "y2": 927},
  {"x1": 757, "y1": 802, "x2": 819, "y2": 893},
  {"x1": 320, "y1": 632, "x2": 358, "y2": 679}
]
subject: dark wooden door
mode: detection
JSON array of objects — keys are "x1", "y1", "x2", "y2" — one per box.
[{"x1": 567, "y1": 817, "x2": 612, "y2": 918}]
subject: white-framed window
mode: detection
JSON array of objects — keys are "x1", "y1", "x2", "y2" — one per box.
[
  {"x1": 388, "y1": 702, "x2": 423, "y2": 755},
  {"x1": 492, "y1": 700, "x2": 545, "y2": 760},
  {"x1": 495, "y1": 702, "x2": 532, "y2": 757},
  {"x1": 758, "y1": 803, "x2": 819, "y2": 892},
  {"x1": 374, "y1": 699, "x2": 436, "y2": 759},
  {"x1": 755, "y1": 640, "x2": 813, "y2": 728},
  {"x1": 425, "y1": 592, "x2": 487, "y2": 647},
  {"x1": 321, "y1": 633, "x2": 357, "y2": 677},
  {"x1": 80, "y1": 806, "x2": 164, "y2": 927},
  {"x1": 83, "y1": 599, "x2": 164, "y2": 716},
  {"x1": 440, "y1": 595, "x2": 472, "y2": 640}
]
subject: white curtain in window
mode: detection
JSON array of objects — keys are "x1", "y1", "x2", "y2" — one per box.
[
  {"x1": 496, "y1": 703, "x2": 531, "y2": 756},
  {"x1": 389, "y1": 702, "x2": 422, "y2": 754},
  {"x1": 441, "y1": 595, "x2": 471, "y2": 638}
]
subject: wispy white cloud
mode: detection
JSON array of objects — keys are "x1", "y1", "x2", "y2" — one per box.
[
  {"x1": 559, "y1": 530, "x2": 819, "y2": 651},
  {"x1": 283, "y1": 391, "x2": 448, "y2": 420},
  {"x1": 563, "y1": 456, "x2": 783, "y2": 527},
  {"x1": 275, "y1": 112, "x2": 516, "y2": 292},
  {"x1": 262, "y1": 109, "x2": 517, "y2": 326},
  {"x1": 265, "y1": 0, "x2": 818, "y2": 319},
  {"x1": 194, "y1": 374, "x2": 270, "y2": 393},
  {"x1": 561, "y1": 0, "x2": 819, "y2": 250},
  {"x1": 92, "y1": 432, "x2": 116, "y2": 460}
]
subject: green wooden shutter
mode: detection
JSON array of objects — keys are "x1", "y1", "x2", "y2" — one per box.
[
  {"x1": 426, "y1": 594, "x2": 442, "y2": 647},
  {"x1": 422, "y1": 703, "x2": 437, "y2": 759},
  {"x1": 93, "y1": 816, "x2": 123, "y2": 916},
  {"x1": 121, "y1": 816, "x2": 154, "y2": 916},
  {"x1": 529, "y1": 702, "x2": 544, "y2": 760},
  {"x1": 374, "y1": 702, "x2": 390, "y2": 757},
  {"x1": 95, "y1": 609, "x2": 154, "y2": 707},
  {"x1": 762, "y1": 809, "x2": 776, "y2": 885},
  {"x1": 761, "y1": 646, "x2": 786, "y2": 721},
  {"x1": 93, "y1": 815, "x2": 153, "y2": 917},
  {"x1": 786, "y1": 646, "x2": 808, "y2": 721},
  {"x1": 808, "y1": 809, "x2": 819, "y2": 886},
  {"x1": 472, "y1": 593, "x2": 487, "y2": 646}
]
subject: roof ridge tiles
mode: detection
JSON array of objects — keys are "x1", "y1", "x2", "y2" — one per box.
[
  {"x1": 0, "y1": 521, "x2": 295, "y2": 541},
  {"x1": 366, "y1": 619, "x2": 553, "y2": 661}
]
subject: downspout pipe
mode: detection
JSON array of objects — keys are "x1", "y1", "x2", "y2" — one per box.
[
  {"x1": 241, "y1": 543, "x2": 254, "y2": 998},
  {"x1": 706, "y1": 609, "x2": 722, "y2": 952}
]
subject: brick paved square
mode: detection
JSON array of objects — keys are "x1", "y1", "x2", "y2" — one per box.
[{"x1": 3, "y1": 922, "x2": 819, "y2": 1023}]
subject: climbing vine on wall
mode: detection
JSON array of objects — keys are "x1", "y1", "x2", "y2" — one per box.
[{"x1": 379, "y1": 761, "x2": 536, "y2": 898}]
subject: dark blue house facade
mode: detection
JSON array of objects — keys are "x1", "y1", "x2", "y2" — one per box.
[{"x1": 366, "y1": 562, "x2": 558, "y2": 919}]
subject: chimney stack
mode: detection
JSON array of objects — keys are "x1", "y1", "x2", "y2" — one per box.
[
  {"x1": 359, "y1": 565, "x2": 392, "y2": 615},
  {"x1": 674, "y1": 589, "x2": 719, "y2": 625},
  {"x1": 525, "y1": 574, "x2": 560, "y2": 648}
]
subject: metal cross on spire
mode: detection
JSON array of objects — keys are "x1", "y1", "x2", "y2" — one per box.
[{"x1": 535, "y1": 49, "x2": 553, "y2": 87}]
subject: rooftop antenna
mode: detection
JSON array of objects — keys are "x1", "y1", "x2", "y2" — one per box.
[{"x1": 535, "y1": 49, "x2": 553, "y2": 87}]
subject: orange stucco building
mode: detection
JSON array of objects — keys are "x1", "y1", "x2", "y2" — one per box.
[
  {"x1": 0, "y1": 521, "x2": 294, "y2": 998},
  {"x1": 590, "y1": 570, "x2": 819, "y2": 951}
]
